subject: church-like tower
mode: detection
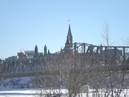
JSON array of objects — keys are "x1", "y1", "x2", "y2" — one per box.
[
  {"x1": 35, "y1": 45, "x2": 38, "y2": 54},
  {"x1": 65, "y1": 25, "x2": 73, "y2": 50}
]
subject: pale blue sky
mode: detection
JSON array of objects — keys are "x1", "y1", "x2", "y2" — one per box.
[{"x1": 0, "y1": 0, "x2": 129, "y2": 58}]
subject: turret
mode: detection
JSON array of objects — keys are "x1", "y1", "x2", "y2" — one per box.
[
  {"x1": 44, "y1": 45, "x2": 47, "y2": 55},
  {"x1": 48, "y1": 49, "x2": 50, "y2": 54},
  {"x1": 35, "y1": 45, "x2": 38, "y2": 54}
]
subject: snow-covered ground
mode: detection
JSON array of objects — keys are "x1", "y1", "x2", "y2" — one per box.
[
  {"x1": 0, "y1": 89, "x2": 129, "y2": 97},
  {"x1": 0, "y1": 89, "x2": 68, "y2": 97},
  {"x1": 0, "y1": 94, "x2": 40, "y2": 97}
]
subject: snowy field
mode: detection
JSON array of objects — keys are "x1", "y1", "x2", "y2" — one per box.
[
  {"x1": 0, "y1": 89, "x2": 68, "y2": 97},
  {"x1": 0, "y1": 89, "x2": 129, "y2": 97}
]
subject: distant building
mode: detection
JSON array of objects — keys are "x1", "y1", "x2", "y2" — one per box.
[
  {"x1": 0, "y1": 25, "x2": 129, "y2": 89},
  {"x1": 5, "y1": 56, "x2": 17, "y2": 63},
  {"x1": 0, "y1": 25, "x2": 127, "y2": 74},
  {"x1": 17, "y1": 52, "x2": 26, "y2": 60},
  {"x1": 64, "y1": 25, "x2": 73, "y2": 52},
  {"x1": 24, "y1": 51, "x2": 35, "y2": 59}
]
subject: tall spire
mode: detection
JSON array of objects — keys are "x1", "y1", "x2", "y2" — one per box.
[
  {"x1": 35, "y1": 45, "x2": 38, "y2": 54},
  {"x1": 65, "y1": 24, "x2": 73, "y2": 49},
  {"x1": 44, "y1": 45, "x2": 47, "y2": 55},
  {"x1": 68, "y1": 24, "x2": 72, "y2": 38},
  {"x1": 68, "y1": 24, "x2": 73, "y2": 44}
]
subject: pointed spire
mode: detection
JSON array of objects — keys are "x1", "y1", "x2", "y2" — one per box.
[
  {"x1": 65, "y1": 24, "x2": 73, "y2": 48},
  {"x1": 68, "y1": 24, "x2": 72, "y2": 37},
  {"x1": 35, "y1": 45, "x2": 38, "y2": 54},
  {"x1": 48, "y1": 49, "x2": 50, "y2": 54},
  {"x1": 44, "y1": 45, "x2": 47, "y2": 55},
  {"x1": 68, "y1": 24, "x2": 73, "y2": 43}
]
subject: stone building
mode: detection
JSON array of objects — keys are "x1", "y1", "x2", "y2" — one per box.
[{"x1": 0, "y1": 25, "x2": 129, "y2": 90}]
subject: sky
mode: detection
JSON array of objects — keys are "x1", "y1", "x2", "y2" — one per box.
[{"x1": 0, "y1": 0, "x2": 129, "y2": 58}]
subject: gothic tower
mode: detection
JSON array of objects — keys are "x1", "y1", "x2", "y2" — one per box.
[
  {"x1": 44, "y1": 45, "x2": 47, "y2": 55},
  {"x1": 35, "y1": 45, "x2": 38, "y2": 54},
  {"x1": 65, "y1": 25, "x2": 73, "y2": 50}
]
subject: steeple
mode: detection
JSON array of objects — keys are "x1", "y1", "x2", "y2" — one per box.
[
  {"x1": 44, "y1": 45, "x2": 47, "y2": 55},
  {"x1": 65, "y1": 24, "x2": 73, "y2": 48},
  {"x1": 35, "y1": 45, "x2": 38, "y2": 54}
]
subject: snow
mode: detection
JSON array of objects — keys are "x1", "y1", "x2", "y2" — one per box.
[
  {"x1": 0, "y1": 89, "x2": 129, "y2": 97},
  {"x1": 0, "y1": 89, "x2": 68, "y2": 97},
  {"x1": 0, "y1": 89, "x2": 68, "y2": 94}
]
